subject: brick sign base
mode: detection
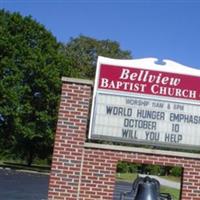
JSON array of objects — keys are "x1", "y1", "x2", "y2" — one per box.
[{"x1": 48, "y1": 77, "x2": 200, "y2": 200}]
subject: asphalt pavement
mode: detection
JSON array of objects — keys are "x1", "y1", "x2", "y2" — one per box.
[
  {"x1": 0, "y1": 169, "x2": 179, "y2": 200},
  {"x1": 0, "y1": 169, "x2": 49, "y2": 200}
]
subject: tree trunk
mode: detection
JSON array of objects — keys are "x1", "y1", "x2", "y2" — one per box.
[{"x1": 27, "y1": 151, "x2": 33, "y2": 167}]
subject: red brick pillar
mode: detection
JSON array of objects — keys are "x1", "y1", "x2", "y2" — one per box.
[{"x1": 48, "y1": 77, "x2": 92, "y2": 200}]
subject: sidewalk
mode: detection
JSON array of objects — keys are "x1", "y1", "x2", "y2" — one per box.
[{"x1": 139, "y1": 174, "x2": 180, "y2": 189}]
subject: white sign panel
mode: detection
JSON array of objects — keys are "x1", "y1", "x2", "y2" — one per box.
[{"x1": 89, "y1": 57, "x2": 200, "y2": 150}]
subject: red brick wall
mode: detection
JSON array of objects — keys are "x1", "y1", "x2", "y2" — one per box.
[{"x1": 48, "y1": 77, "x2": 200, "y2": 200}]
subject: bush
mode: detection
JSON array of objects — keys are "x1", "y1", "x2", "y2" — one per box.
[
  {"x1": 117, "y1": 161, "x2": 129, "y2": 173},
  {"x1": 128, "y1": 163, "x2": 140, "y2": 173},
  {"x1": 170, "y1": 167, "x2": 182, "y2": 177},
  {"x1": 149, "y1": 165, "x2": 161, "y2": 175}
]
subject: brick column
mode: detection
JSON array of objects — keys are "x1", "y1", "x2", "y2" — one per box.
[{"x1": 48, "y1": 77, "x2": 92, "y2": 200}]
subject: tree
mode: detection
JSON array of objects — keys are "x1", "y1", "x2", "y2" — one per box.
[
  {"x1": 0, "y1": 10, "x2": 74, "y2": 165},
  {"x1": 0, "y1": 10, "x2": 133, "y2": 166},
  {"x1": 64, "y1": 35, "x2": 132, "y2": 79}
]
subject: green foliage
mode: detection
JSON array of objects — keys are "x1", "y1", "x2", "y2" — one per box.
[
  {"x1": 144, "y1": 165, "x2": 162, "y2": 175},
  {"x1": 170, "y1": 166, "x2": 182, "y2": 177},
  {"x1": 0, "y1": 10, "x2": 133, "y2": 166},
  {"x1": 117, "y1": 162, "x2": 140, "y2": 173},
  {"x1": 117, "y1": 161, "x2": 129, "y2": 173},
  {"x1": 117, "y1": 162, "x2": 182, "y2": 179},
  {"x1": 158, "y1": 166, "x2": 167, "y2": 176},
  {"x1": 128, "y1": 163, "x2": 139, "y2": 173},
  {"x1": 0, "y1": 9, "x2": 73, "y2": 165},
  {"x1": 64, "y1": 35, "x2": 132, "y2": 78}
]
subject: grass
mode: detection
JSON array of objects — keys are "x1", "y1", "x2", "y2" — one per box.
[
  {"x1": 116, "y1": 172, "x2": 181, "y2": 182},
  {"x1": 116, "y1": 172, "x2": 138, "y2": 182},
  {"x1": 160, "y1": 186, "x2": 180, "y2": 200},
  {"x1": 0, "y1": 160, "x2": 50, "y2": 174}
]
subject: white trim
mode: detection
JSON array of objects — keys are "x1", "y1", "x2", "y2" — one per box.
[
  {"x1": 61, "y1": 77, "x2": 93, "y2": 86},
  {"x1": 97, "y1": 56, "x2": 200, "y2": 76},
  {"x1": 84, "y1": 142, "x2": 200, "y2": 159},
  {"x1": 88, "y1": 58, "x2": 102, "y2": 139}
]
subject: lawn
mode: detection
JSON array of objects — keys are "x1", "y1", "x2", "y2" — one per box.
[
  {"x1": 160, "y1": 185, "x2": 180, "y2": 200},
  {"x1": 0, "y1": 161, "x2": 50, "y2": 174}
]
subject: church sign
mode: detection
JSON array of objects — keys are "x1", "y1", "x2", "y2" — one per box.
[{"x1": 89, "y1": 57, "x2": 200, "y2": 150}]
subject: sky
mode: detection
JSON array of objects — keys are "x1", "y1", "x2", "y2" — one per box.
[{"x1": 1, "y1": 0, "x2": 200, "y2": 69}]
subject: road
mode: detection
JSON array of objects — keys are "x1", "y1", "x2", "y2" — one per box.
[
  {"x1": 139, "y1": 174, "x2": 180, "y2": 189},
  {"x1": 0, "y1": 169, "x2": 49, "y2": 200}
]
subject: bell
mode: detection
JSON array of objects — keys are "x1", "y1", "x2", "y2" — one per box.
[{"x1": 134, "y1": 176, "x2": 160, "y2": 200}]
